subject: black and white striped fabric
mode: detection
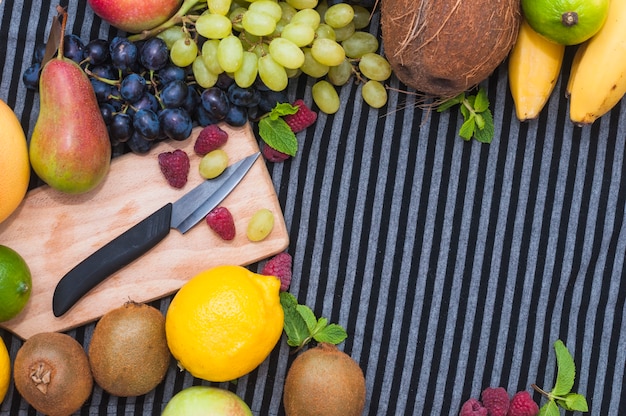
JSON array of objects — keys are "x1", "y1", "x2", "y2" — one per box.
[{"x1": 2, "y1": 1, "x2": 625, "y2": 415}]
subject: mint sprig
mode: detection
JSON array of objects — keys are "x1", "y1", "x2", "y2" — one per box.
[
  {"x1": 532, "y1": 340, "x2": 589, "y2": 415},
  {"x1": 437, "y1": 87, "x2": 494, "y2": 143},
  {"x1": 280, "y1": 292, "x2": 347, "y2": 351},
  {"x1": 257, "y1": 103, "x2": 299, "y2": 156}
]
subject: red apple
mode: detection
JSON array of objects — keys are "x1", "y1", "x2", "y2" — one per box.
[
  {"x1": 162, "y1": 386, "x2": 253, "y2": 416},
  {"x1": 88, "y1": 0, "x2": 183, "y2": 33}
]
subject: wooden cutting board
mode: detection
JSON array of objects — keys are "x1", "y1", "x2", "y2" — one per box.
[{"x1": 0, "y1": 123, "x2": 289, "y2": 340}]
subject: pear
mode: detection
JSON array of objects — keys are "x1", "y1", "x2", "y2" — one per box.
[{"x1": 29, "y1": 12, "x2": 111, "y2": 194}]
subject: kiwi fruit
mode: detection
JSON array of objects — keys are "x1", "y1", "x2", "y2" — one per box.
[
  {"x1": 283, "y1": 342, "x2": 366, "y2": 416},
  {"x1": 13, "y1": 332, "x2": 93, "y2": 416},
  {"x1": 88, "y1": 301, "x2": 171, "y2": 397}
]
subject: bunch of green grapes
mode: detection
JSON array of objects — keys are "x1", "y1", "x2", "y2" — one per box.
[{"x1": 155, "y1": 0, "x2": 392, "y2": 114}]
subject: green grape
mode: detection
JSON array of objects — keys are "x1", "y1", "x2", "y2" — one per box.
[
  {"x1": 301, "y1": 47, "x2": 329, "y2": 78},
  {"x1": 324, "y1": 3, "x2": 354, "y2": 29},
  {"x1": 195, "y1": 13, "x2": 233, "y2": 39},
  {"x1": 311, "y1": 38, "x2": 345, "y2": 66},
  {"x1": 199, "y1": 149, "x2": 229, "y2": 179},
  {"x1": 217, "y1": 35, "x2": 244, "y2": 72},
  {"x1": 312, "y1": 80, "x2": 340, "y2": 114},
  {"x1": 341, "y1": 31, "x2": 379, "y2": 58},
  {"x1": 281, "y1": 22, "x2": 315, "y2": 47},
  {"x1": 333, "y1": 21, "x2": 355, "y2": 42},
  {"x1": 157, "y1": 25, "x2": 186, "y2": 49},
  {"x1": 361, "y1": 80, "x2": 387, "y2": 109},
  {"x1": 352, "y1": 5, "x2": 371, "y2": 30},
  {"x1": 327, "y1": 58, "x2": 352, "y2": 86},
  {"x1": 286, "y1": 67, "x2": 301, "y2": 78},
  {"x1": 193, "y1": 56, "x2": 219, "y2": 88},
  {"x1": 290, "y1": 8, "x2": 321, "y2": 29},
  {"x1": 269, "y1": 37, "x2": 305, "y2": 69},
  {"x1": 248, "y1": 0, "x2": 283, "y2": 22},
  {"x1": 358, "y1": 52, "x2": 392, "y2": 81},
  {"x1": 286, "y1": 0, "x2": 318, "y2": 10},
  {"x1": 316, "y1": 1, "x2": 328, "y2": 21},
  {"x1": 258, "y1": 54, "x2": 288, "y2": 91},
  {"x1": 208, "y1": 0, "x2": 232, "y2": 15},
  {"x1": 170, "y1": 37, "x2": 198, "y2": 67},
  {"x1": 202, "y1": 39, "x2": 225, "y2": 74},
  {"x1": 234, "y1": 51, "x2": 259, "y2": 88},
  {"x1": 246, "y1": 208, "x2": 275, "y2": 242},
  {"x1": 279, "y1": 1, "x2": 298, "y2": 22},
  {"x1": 315, "y1": 23, "x2": 336, "y2": 41},
  {"x1": 241, "y1": 10, "x2": 277, "y2": 36},
  {"x1": 230, "y1": 7, "x2": 247, "y2": 32}
]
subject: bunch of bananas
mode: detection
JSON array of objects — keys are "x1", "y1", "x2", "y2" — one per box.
[{"x1": 509, "y1": 0, "x2": 626, "y2": 125}]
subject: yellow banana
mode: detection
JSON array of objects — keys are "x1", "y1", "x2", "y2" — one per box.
[
  {"x1": 508, "y1": 19, "x2": 565, "y2": 121},
  {"x1": 569, "y1": 0, "x2": 626, "y2": 125}
]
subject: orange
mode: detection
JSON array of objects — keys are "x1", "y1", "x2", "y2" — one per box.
[
  {"x1": 0, "y1": 336, "x2": 9, "y2": 404},
  {"x1": 165, "y1": 265, "x2": 284, "y2": 382},
  {"x1": 0, "y1": 99, "x2": 30, "y2": 224},
  {"x1": 0, "y1": 245, "x2": 32, "y2": 322}
]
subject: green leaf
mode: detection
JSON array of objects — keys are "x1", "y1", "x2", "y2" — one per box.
[
  {"x1": 296, "y1": 304, "x2": 318, "y2": 333},
  {"x1": 258, "y1": 117, "x2": 298, "y2": 156},
  {"x1": 313, "y1": 323, "x2": 348, "y2": 344},
  {"x1": 459, "y1": 117, "x2": 476, "y2": 140},
  {"x1": 269, "y1": 102, "x2": 299, "y2": 119},
  {"x1": 553, "y1": 339, "x2": 576, "y2": 396},
  {"x1": 475, "y1": 113, "x2": 486, "y2": 130},
  {"x1": 538, "y1": 400, "x2": 560, "y2": 416},
  {"x1": 557, "y1": 393, "x2": 588, "y2": 412},
  {"x1": 473, "y1": 109, "x2": 494, "y2": 144},
  {"x1": 436, "y1": 93, "x2": 464, "y2": 112},
  {"x1": 280, "y1": 292, "x2": 310, "y2": 347},
  {"x1": 473, "y1": 87, "x2": 489, "y2": 113},
  {"x1": 312, "y1": 317, "x2": 328, "y2": 335}
]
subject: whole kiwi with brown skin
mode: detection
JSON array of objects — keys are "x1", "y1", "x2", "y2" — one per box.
[
  {"x1": 283, "y1": 342, "x2": 366, "y2": 416},
  {"x1": 13, "y1": 332, "x2": 93, "y2": 416},
  {"x1": 88, "y1": 301, "x2": 171, "y2": 397}
]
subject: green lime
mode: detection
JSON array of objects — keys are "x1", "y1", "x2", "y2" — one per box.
[
  {"x1": 521, "y1": 0, "x2": 609, "y2": 45},
  {"x1": 0, "y1": 245, "x2": 32, "y2": 322}
]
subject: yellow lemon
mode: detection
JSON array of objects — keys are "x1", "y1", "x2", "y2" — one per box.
[
  {"x1": 0, "y1": 336, "x2": 10, "y2": 403},
  {"x1": 0, "y1": 245, "x2": 32, "y2": 322},
  {"x1": 165, "y1": 265, "x2": 284, "y2": 382},
  {"x1": 0, "y1": 99, "x2": 30, "y2": 224}
]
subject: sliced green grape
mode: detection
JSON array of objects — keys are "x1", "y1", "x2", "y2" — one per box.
[
  {"x1": 361, "y1": 80, "x2": 387, "y2": 109},
  {"x1": 202, "y1": 39, "x2": 225, "y2": 74},
  {"x1": 157, "y1": 25, "x2": 186, "y2": 49},
  {"x1": 199, "y1": 149, "x2": 229, "y2": 179},
  {"x1": 170, "y1": 37, "x2": 198, "y2": 67},
  {"x1": 333, "y1": 21, "x2": 355, "y2": 42},
  {"x1": 217, "y1": 35, "x2": 244, "y2": 72},
  {"x1": 301, "y1": 47, "x2": 329, "y2": 78},
  {"x1": 290, "y1": 8, "x2": 321, "y2": 29},
  {"x1": 286, "y1": 0, "x2": 318, "y2": 10},
  {"x1": 258, "y1": 54, "x2": 288, "y2": 91},
  {"x1": 281, "y1": 22, "x2": 315, "y2": 47},
  {"x1": 324, "y1": 3, "x2": 354, "y2": 29},
  {"x1": 269, "y1": 37, "x2": 305, "y2": 69},
  {"x1": 358, "y1": 52, "x2": 392, "y2": 81},
  {"x1": 312, "y1": 80, "x2": 340, "y2": 114},
  {"x1": 341, "y1": 31, "x2": 379, "y2": 58},
  {"x1": 352, "y1": 5, "x2": 371, "y2": 30},
  {"x1": 247, "y1": 208, "x2": 275, "y2": 242},
  {"x1": 327, "y1": 58, "x2": 353, "y2": 86},
  {"x1": 193, "y1": 56, "x2": 219, "y2": 88},
  {"x1": 241, "y1": 10, "x2": 277, "y2": 36},
  {"x1": 311, "y1": 38, "x2": 345, "y2": 66},
  {"x1": 234, "y1": 51, "x2": 259, "y2": 88},
  {"x1": 248, "y1": 0, "x2": 283, "y2": 22},
  {"x1": 207, "y1": 0, "x2": 232, "y2": 15},
  {"x1": 196, "y1": 13, "x2": 233, "y2": 39},
  {"x1": 315, "y1": 23, "x2": 336, "y2": 41}
]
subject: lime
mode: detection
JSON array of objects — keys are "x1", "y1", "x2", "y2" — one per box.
[
  {"x1": 521, "y1": 0, "x2": 609, "y2": 45},
  {"x1": 0, "y1": 245, "x2": 32, "y2": 322}
]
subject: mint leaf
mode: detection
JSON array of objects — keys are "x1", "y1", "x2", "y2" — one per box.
[
  {"x1": 280, "y1": 292, "x2": 310, "y2": 347},
  {"x1": 313, "y1": 323, "x2": 348, "y2": 344},
  {"x1": 553, "y1": 339, "x2": 576, "y2": 396},
  {"x1": 437, "y1": 87, "x2": 495, "y2": 143},
  {"x1": 473, "y1": 87, "x2": 489, "y2": 113},
  {"x1": 269, "y1": 102, "x2": 299, "y2": 118},
  {"x1": 557, "y1": 393, "x2": 588, "y2": 412},
  {"x1": 538, "y1": 400, "x2": 560, "y2": 416},
  {"x1": 459, "y1": 117, "x2": 475, "y2": 140},
  {"x1": 296, "y1": 304, "x2": 318, "y2": 333},
  {"x1": 473, "y1": 109, "x2": 494, "y2": 144},
  {"x1": 436, "y1": 93, "x2": 464, "y2": 112},
  {"x1": 258, "y1": 117, "x2": 298, "y2": 156}
]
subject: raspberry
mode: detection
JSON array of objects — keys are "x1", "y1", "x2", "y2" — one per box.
[
  {"x1": 507, "y1": 391, "x2": 538, "y2": 416},
  {"x1": 194, "y1": 124, "x2": 228, "y2": 156},
  {"x1": 283, "y1": 99, "x2": 317, "y2": 133},
  {"x1": 262, "y1": 142, "x2": 290, "y2": 163},
  {"x1": 205, "y1": 206, "x2": 236, "y2": 240},
  {"x1": 158, "y1": 149, "x2": 190, "y2": 189},
  {"x1": 481, "y1": 387, "x2": 509, "y2": 416},
  {"x1": 459, "y1": 398, "x2": 488, "y2": 416},
  {"x1": 261, "y1": 252, "x2": 292, "y2": 291}
]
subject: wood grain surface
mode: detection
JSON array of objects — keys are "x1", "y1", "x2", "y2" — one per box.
[{"x1": 0, "y1": 123, "x2": 289, "y2": 339}]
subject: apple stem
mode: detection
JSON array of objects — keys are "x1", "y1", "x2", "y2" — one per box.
[{"x1": 127, "y1": 0, "x2": 203, "y2": 42}]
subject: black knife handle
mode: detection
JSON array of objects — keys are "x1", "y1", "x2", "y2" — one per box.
[{"x1": 52, "y1": 203, "x2": 173, "y2": 317}]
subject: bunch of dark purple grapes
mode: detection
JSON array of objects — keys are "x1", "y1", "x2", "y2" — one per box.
[{"x1": 23, "y1": 34, "x2": 289, "y2": 154}]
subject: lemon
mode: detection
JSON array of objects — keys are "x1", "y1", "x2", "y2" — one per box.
[
  {"x1": 0, "y1": 245, "x2": 32, "y2": 322},
  {"x1": 0, "y1": 336, "x2": 10, "y2": 403},
  {"x1": 0, "y1": 99, "x2": 30, "y2": 224},
  {"x1": 521, "y1": 0, "x2": 609, "y2": 45},
  {"x1": 165, "y1": 265, "x2": 284, "y2": 382}
]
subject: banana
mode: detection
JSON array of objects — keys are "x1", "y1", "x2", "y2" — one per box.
[
  {"x1": 508, "y1": 19, "x2": 565, "y2": 122},
  {"x1": 568, "y1": 0, "x2": 626, "y2": 125}
]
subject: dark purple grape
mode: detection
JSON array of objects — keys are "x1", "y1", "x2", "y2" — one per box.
[
  {"x1": 132, "y1": 109, "x2": 160, "y2": 140},
  {"x1": 160, "y1": 79, "x2": 189, "y2": 109},
  {"x1": 91, "y1": 79, "x2": 115, "y2": 103},
  {"x1": 225, "y1": 105, "x2": 248, "y2": 127},
  {"x1": 120, "y1": 73, "x2": 147, "y2": 103},
  {"x1": 128, "y1": 92, "x2": 159, "y2": 115},
  {"x1": 34, "y1": 44, "x2": 46, "y2": 64},
  {"x1": 22, "y1": 63, "x2": 41, "y2": 91},
  {"x1": 182, "y1": 86, "x2": 201, "y2": 114},
  {"x1": 109, "y1": 37, "x2": 138, "y2": 72},
  {"x1": 158, "y1": 65, "x2": 186, "y2": 85},
  {"x1": 258, "y1": 89, "x2": 289, "y2": 112},
  {"x1": 83, "y1": 39, "x2": 110, "y2": 66},
  {"x1": 126, "y1": 131, "x2": 154, "y2": 154},
  {"x1": 159, "y1": 108, "x2": 193, "y2": 141},
  {"x1": 140, "y1": 37, "x2": 169, "y2": 71},
  {"x1": 194, "y1": 106, "x2": 220, "y2": 127},
  {"x1": 201, "y1": 87, "x2": 230, "y2": 120},
  {"x1": 215, "y1": 72, "x2": 234, "y2": 90},
  {"x1": 63, "y1": 34, "x2": 84, "y2": 63},
  {"x1": 99, "y1": 103, "x2": 116, "y2": 125},
  {"x1": 227, "y1": 84, "x2": 261, "y2": 108},
  {"x1": 89, "y1": 64, "x2": 117, "y2": 81},
  {"x1": 109, "y1": 113, "x2": 134, "y2": 143}
]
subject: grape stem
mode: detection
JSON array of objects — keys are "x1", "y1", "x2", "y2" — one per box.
[{"x1": 127, "y1": 0, "x2": 203, "y2": 42}]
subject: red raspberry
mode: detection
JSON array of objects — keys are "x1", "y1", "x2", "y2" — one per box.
[
  {"x1": 481, "y1": 387, "x2": 509, "y2": 416},
  {"x1": 261, "y1": 252, "x2": 292, "y2": 291},
  {"x1": 158, "y1": 149, "x2": 190, "y2": 189},
  {"x1": 459, "y1": 398, "x2": 488, "y2": 416},
  {"x1": 262, "y1": 142, "x2": 290, "y2": 163},
  {"x1": 194, "y1": 124, "x2": 228, "y2": 156},
  {"x1": 507, "y1": 391, "x2": 538, "y2": 416},
  {"x1": 283, "y1": 99, "x2": 317, "y2": 133},
  {"x1": 205, "y1": 206, "x2": 236, "y2": 240}
]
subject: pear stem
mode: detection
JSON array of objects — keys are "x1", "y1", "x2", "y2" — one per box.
[
  {"x1": 56, "y1": 5, "x2": 68, "y2": 59},
  {"x1": 127, "y1": 0, "x2": 203, "y2": 42}
]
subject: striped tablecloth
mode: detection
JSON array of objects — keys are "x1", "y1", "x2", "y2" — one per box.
[{"x1": 1, "y1": 0, "x2": 625, "y2": 414}]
